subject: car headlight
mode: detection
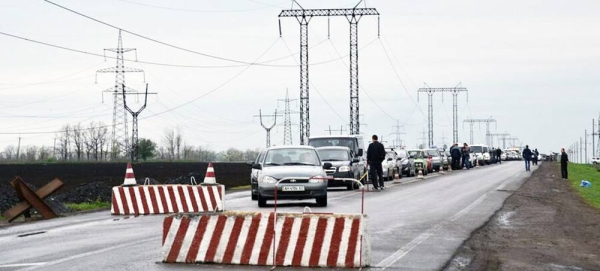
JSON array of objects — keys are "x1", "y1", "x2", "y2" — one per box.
[
  {"x1": 338, "y1": 166, "x2": 351, "y2": 172},
  {"x1": 260, "y1": 176, "x2": 277, "y2": 184},
  {"x1": 309, "y1": 175, "x2": 325, "y2": 183}
]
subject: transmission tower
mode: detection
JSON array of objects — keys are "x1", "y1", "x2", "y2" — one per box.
[
  {"x1": 326, "y1": 125, "x2": 346, "y2": 135},
  {"x1": 277, "y1": 89, "x2": 298, "y2": 145},
  {"x1": 96, "y1": 30, "x2": 144, "y2": 157},
  {"x1": 417, "y1": 83, "x2": 468, "y2": 147},
  {"x1": 256, "y1": 109, "x2": 278, "y2": 148},
  {"x1": 490, "y1": 133, "x2": 510, "y2": 149},
  {"x1": 279, "y1": 2, "x2": 379, "y2": 142},
  {"x1": 122, "y1": 84, "x2": 155, "y2": 162},
  {"x1": 506, "y1": 137, "x2": 519, "y2": 148},
  {"x1": 463, "y1": 117, "x2": 496, "y2": 146},
  {"x1": 417, "y1": 128, "x2": 427, "y2": 149},
  {"x1": 594, "y1": 116, "x2": 600, "y2": 157},
  {"x1": 390, "y1": 120, "x2": 406, "y2": 148}
]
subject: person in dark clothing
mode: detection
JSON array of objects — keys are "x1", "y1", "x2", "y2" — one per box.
[
  {"x1": 532, "y1": 148, "x2": 539, "y2": 165},
  {"x1": 367, "y1": 134, "x2": 386, "y2": 190},
  {"x1": 496, "y1": 148, "x2": 502, "y2": 164},
  {"x1": 522, "y1": 145, "x2": 532, "y2": 171},
  {"x1": 450, "y1": 143, "x2": 462, "y2": 170},
  {"x1": 462, "y1": 143, "x2": 471, "y2": 170},
  {"x1": 560, "y1": 148, "x2": 569, "y2": 179}
]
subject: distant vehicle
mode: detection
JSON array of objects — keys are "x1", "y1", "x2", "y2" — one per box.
[
  {"x1": 407, "y1": 149, "x2": 430, "y2": 175},
  {"x1": 383, "y1": 150, "x2": 400, "y2": 180},
  {"x1": 470, "y1": 144, "x2": 490, "y2": 166},
  {"x1": 442, "y1": 150, "x2": 451, "y2": 170},
  {"x1": 591, "y1": 157, "x2": 600, "y2": 164},
  {"x1": 396, "y1": 149, "x2": 416, "y2": 177},
  {"x1": 424, "y1": 149, "x2": 442, "y2": 172},
  {"x1": 316, "y1": 146, "x2": 362, "y2": 190},
  {"x1": 307, "y1": 135, "x2": 366, "y2": 172},
  {"x1": 251, "y1": 146, "x2": 332, "y2": 207}
]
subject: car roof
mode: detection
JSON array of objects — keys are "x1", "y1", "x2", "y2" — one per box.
[
  {"x1": 315, "y1": 146, "x2": 351, "y2": 151},
  {"x1": 267, "y1": 145, "x2": 316, "y2": 150}
]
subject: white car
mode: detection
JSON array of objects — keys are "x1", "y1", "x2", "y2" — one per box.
[{"x1": 382, "y1": 151, "x2": 399, "y2": 180}]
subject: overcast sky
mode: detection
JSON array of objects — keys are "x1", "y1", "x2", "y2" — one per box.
[{"x1": 1, "y1": 0, "x2": 599, "y2": 157}]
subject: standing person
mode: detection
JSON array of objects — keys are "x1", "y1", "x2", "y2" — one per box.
[
  {"x1": 367, "y1": 135, "x2": 386, "y2": 190},
  {"x1": 533, "y1": 149, "x2": 539, "y2": 165},
  {"x1": 522, "y1": 145, "x2": 532, "y2": 171},
  {"x1": 462, "y1": 143, "x2": 471, "y2": 170},
  {"x1": 451, "y1": 143, "x2": 462, "y2": 170},
  {"x1": 560, "y1": 148, "x2": 569, "y2": 179},
  {"x1": 496, "y1": 148, "x2": 502, "y2": 164}
]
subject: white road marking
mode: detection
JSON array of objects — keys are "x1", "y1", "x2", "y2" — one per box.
[
  {"x1": 376, "y1": 193, "x2": 488, "y2": 269},
  {"x1": 0, "y1": 263, "x2": 46, "y2": 268}
]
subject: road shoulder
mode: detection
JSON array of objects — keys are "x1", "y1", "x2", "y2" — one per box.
[{"x1": 444, "y1": 162, "x2": 600, "y2": 270}]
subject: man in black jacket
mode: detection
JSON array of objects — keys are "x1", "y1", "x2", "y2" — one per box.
[
  {"x1": 367, "y1": 135, "x2": 386, "y2": 190},
  {"x1": 561, "y1": 148, "x2": 569, "y2": 179},
  {"x1": 496, "y1": 148, "x2": 502, "y2": 164},
  {"x1": 522, "y1": 145, "x2": 532, "y2": 171},
  {"x1": 450, "y1": 143, "x2": 462, "y2": 170}
]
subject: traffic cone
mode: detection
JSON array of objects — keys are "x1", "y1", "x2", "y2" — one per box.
[
  {"x1": 439, "y1": 165, "x2": 446, "y2": 174},
  {"x1": 417, "y1": 167, "x2": 424, "y2": 179},
  {"x1": 122, "y1": 163, "x2": 137, "y2": 186},
  {"x1": 203, "y1": 163, "x2": 217, "y2": 184},
  {"x1": 392, "y1": 171, "x2": 401, "y2": 184}
]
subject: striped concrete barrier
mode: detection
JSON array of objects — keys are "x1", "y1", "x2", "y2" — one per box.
[
  {"x1": 162, "y1": 211, "x2": 370, "y2": 268},
  {"x1": 111, "y1": 185, "x2": 225, "y2": 215}
]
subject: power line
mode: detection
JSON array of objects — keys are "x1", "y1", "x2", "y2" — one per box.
[{"x1": 116, "y1": 0, "x2": 287, "y2": 13}]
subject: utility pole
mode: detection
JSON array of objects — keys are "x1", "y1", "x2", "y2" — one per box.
[
  {"x1": 594, "y1": 116, "x2": 600, "y2": 158},
  {"x1": 96, "y1": 30, "x2": 145, "y2": 158},
  {"x1": 277, "y1": 89, "x2": 298, "y2": 145},
  {"x1": 256, "y1": 109, "x2": 278, "y2": 148},
  {"x1": 593, "y1": 118, "x2": 599, "y2": 158},
  {"x1": 16, "y1": 136, "x2": 21, "y2": 161},
  {"x1": 279, "y1": 2, "x2": 379, "y2": 142},
  {"x1": 326, "y1": 125, "x2": 346, "y2": 135},
  {"x1": 463, "y1": 117, "x2": 496, "y2": 146},
  {"x1": 122, "y1": 84, "x2": 155, "y2": 162},
  {"x1": 390, "y1": 120, "x2": 406, "y2": 148},
  {"x1": 490, "y1": 133, "x2": 510, "y2": 149},
  {"x1": 585, "y1": 130, "x2": 588, "y2": 164},
  {"x1": 417, "y1": 83, "x2": 468, "y2": 146},
  {"x1": 580, "y1": 137, "x2": 583, "y2": 163}
]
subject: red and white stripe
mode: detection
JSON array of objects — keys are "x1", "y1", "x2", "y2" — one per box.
[
  {"x1": 123, "y1": 163, "x2": 137, "y2": 185},
  {"x1": 111, "y1": 185, "x2": 225, "y2": 215},
  {"x1": 162, "y1": 212, "x2": 370, "y2": 268},
  {"x1": 203, "y1": 163, "x2": 216, "y2": 184}
]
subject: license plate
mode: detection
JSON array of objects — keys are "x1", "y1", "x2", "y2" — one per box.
[{"x1": 282, "y1": 186, "x2": 305, "y2": 192}]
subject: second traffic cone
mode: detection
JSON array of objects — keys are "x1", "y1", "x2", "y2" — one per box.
[
  {"x1": 417, "y1": 167, "x2": 424, "y2": 179},
  {"x1": 203, "y1": 163, "x2": 217, "y2": 184},
  {"x1": 123, "y1": 163, "x2": 137, "y2": 186}
]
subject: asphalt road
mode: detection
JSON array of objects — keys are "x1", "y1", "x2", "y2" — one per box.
[{"x1": 0, "y1": 161, "x2": 535, "y2": 271}]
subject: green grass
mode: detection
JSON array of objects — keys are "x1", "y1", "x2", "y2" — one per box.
[
  {"x1": 229, "y1": 185, "x2": 251, "y2": 190},
  {"x1": 65, "y1": 201, "x2": 111, "y2": 212},
  {"x1": 568, "y1": 163, "x2": 600, "y2": 208},
  {"x1": 0, "y1": 215, "x2": 5, "y2": 220}
]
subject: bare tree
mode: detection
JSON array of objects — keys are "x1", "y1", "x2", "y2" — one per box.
[
  {"x1": 2, "y1": 145, "x2": 15, "y2": 161},
  {"x1": 72, "y1": 123, "x2": 84, "y2": 160},
  {"x1": 162, "y1": 128, "x2": 176, "y2": 161},
  {"x1": 25, "y1": 146, "x2": 38, "y2": 162},
  {"x1": 38, "y1": 146, "x2": 51, "y2": 161},
  {"x1": 175, "y1": 128, "x2": 182, "y2": 160},
  {"x1": 56, "y1": 124, "x2": 71, "y2": 161}
]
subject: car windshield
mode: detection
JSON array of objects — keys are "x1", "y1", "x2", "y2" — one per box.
[
  {"x1": 471, "y1": 146, "x2": 483, "y2": 153},
  {"x1": 426, "y1": 150, "x2": 439, "y2": 157},
  {"x1": 309, "y1": 138, "x2": 357, "y2": 152},
  {"x1": 386, "y1": 151, "x2": 396, "y2": 158},
  {"x1": 408, "y1": 150, "x2": 423, "y2": 158},
  {"x1": 483, "y1": 147, "x2": 489, "y2": 152},
  {"x1": 317, "y1": 149, "x2": 349, "y2": 161},
  {"x1": 397, "y1": 150, "x2": 407, "y2": 158},
  {"x1": 264, "y1": 149, "x2": 320, "y2": 166}
]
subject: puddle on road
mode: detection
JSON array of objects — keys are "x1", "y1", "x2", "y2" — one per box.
[
  {"x1": 496, "y1": 211, "x2": 516, "y2": 229},
  {"x1": 547, "y1": 263, "x2": 584, "y2": 271}
]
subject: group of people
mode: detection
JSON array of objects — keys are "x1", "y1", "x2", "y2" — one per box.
[
  {"x1": 521, "y1": 145, "x2": 540, "y2": 171},
  {"x1": 449, "y1": 143, "x2": 473, "y2": 170}
]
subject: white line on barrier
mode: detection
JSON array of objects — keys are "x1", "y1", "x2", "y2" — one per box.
[
  {"x1": 196, "y1": 216, "x2": 218, "y2": 262},
  {"x1": 177, "y1": 216, "x2": 200, "y2": 263},
  {"x1": 300, "y1": 216, "x2": 318, "y2": 266},
  {"x1": 283, "y1": 217, "x2": 302, "y2": 266},
  {"x1": 133, "y1": 187, "x2": 144, "y2": 214},
  {"x1": 249, "y1": 214, "x2": 269, "y2": 265},
  {"x1": 376, "y1": 193, "x2": 488, "y2": 269},
  {"x1": 173, "y1": 186, "x2": 184, "y2": 213},
  {"x1": 337, "y1": 217, "x2": 353, "y2": 265},
  {"x1": 318, "y1": 216, "x2": 336, "y2": 266},
  {"x1": 182, "y1": 186, "x2": 194, "y2": 212},
  {"x1": 231, "y1": 215, "x2": 253, "y2": 264},
  {"x1": 153, "y1": 186, "x2": 164, "y2": 214},
  {"x1": 123, "y1": 187, "x2": 135, "y2": 215},
  {"x1": 143, "y1": 186, "x2": 154, "y2": 214},
  {"x1": 215, "y1": 216, "x2": 235, "y2": 263}
]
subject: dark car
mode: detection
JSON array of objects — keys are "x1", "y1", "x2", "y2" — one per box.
[
  {"x1": 396, "y1": 149, "x2": 415, "y2": 177},
  {"x1": 316, "y1": 147, "x2": 362, "y2": 190},
  {"x1": 248, "y1": 150, "x2": 266, "y2": 201},
  {"x1": 252, "y1": 146, "x2": 332, "y2": 207}
]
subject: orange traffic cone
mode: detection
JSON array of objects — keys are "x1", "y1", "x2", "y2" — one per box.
[
  {"x1": 204, "y1": 163, "x2": 217, "y2": 184},
  {"x1": 122, "y1": 163, "x2": 137, "y2": 186}
]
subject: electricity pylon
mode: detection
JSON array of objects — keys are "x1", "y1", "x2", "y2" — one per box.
[
  {"x1": 277, "y1": 89, "x2": 297, "y2": 145},
  {"x1": 463, "y1": 117, "x2": 496, "y2": 146},
  {"x1": 257, "y1": 109, "x2": 278, "y2": 148},
  {"x1": 417, "y1": 83, "x2": 468, "y2": 147},
  {"x1": 122, "y1": 83, "x2": 155, "y2": 162}
]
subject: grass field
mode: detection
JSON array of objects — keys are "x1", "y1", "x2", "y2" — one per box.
[
  {"x1": 568, "y1": 163, "x2": 600, "y2": 208},
  {"x1": 0, "y1": 215, "x2": 5, "y2": 220},
  {"x1": 65, "y1": 201, "x2": 111, "y2": 212}
]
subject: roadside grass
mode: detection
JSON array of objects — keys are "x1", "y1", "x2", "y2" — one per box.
[
  {"x1": 0, "y1": 215, "x2": 5, "y2": 220},
  {"x1": 568, "y1": 163, "x2": 600, "y2": 208},
  {"x1": 65, "y1": 201, "x2": 111, "y2": 212},
  {"x1": 229, "y1": 185, "x2": 250, "y2": 190}
]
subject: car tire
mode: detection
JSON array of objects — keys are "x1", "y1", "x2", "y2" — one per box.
[
  {"x1": 257, "y1": 193, "x2": 267, "y2": 207},
  {"x1": 251, "y1": 191, "x2": 257, "y2": 201},
  {"x1": 346, "y1": 183, "x2": 354, "y2": 190},
  {"x1": 316, "y1": 194, "x2": 327, "y2": 207}
]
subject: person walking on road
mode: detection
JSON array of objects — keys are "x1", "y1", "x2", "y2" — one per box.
[
  {"x1": 561, "y1": 148, "x2": 569, "y2": 179},
  {"x1": 533, "y1": 149, "x2": 539, "y2": 165},
  {"x1": 451, "y1": 143, "x2": 462, "y2": 170},
  {"x1": 367, "y1": 134, "x2": 386, "y2": 190},
  {"x1": 461, "y1": 143, "x2": 471, "y2": 170},
  {"x1": 496, "y1": 148, "x2": 502, "y2": 164},
  {"x1": 523, "y1": 145, "x2": 532, "y2": 171}
]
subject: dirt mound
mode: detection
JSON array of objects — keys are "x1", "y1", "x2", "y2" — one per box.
[{"x1": 445, "y1": 162, "x2": 600, "y2": 270}]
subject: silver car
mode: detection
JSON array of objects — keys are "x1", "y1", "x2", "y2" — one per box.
[
  {"x1": 424, "y1": 149, "x2": 442, "y2": 172},
  {"x1": 252, "y1": 146, "x2": 332, "y2": 207}
]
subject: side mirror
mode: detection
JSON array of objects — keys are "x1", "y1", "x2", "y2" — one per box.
[
  {"x1": 323, "y1": 162, "x2": 333, "y2": 169},
  {"x1": 387, "y1": 158, "x2": 393, "y2": 161},
  {"x1": 252, "y1": 163, "x2": 262, "y2": 170},
  {"x1": 357, "y1": 149, "x2": 363, "y2": 157},
  {"x1": 352, "y1": 158, "x2": 360, "y2": 163}
]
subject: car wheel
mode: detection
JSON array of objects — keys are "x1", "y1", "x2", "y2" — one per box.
[
  {"x1": 251, "y1": 191, "x2": 257, "y2": 201},
  {"x1": 257, "y1": 193, "x2": 267, "y2": 207},
  {"x1": 346, "y1": 183, "x2": 354, "y2": 190},
  {"x1": 316, "y1": 194, "x2": 327, "y2": 207}
]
